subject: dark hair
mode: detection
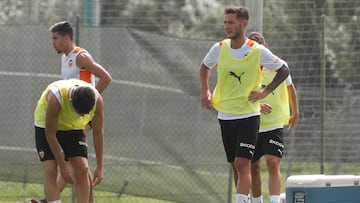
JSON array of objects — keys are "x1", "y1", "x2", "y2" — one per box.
[
  {"x1": 49, "y1": 21, "x2": 73, "y2": 40},
  {"x1": 247, "y1": 31, "x2": 267, "y2": 46},
  {"x1": 224, "y1": 6, "x2": 249, "y2": 20},
  {"x1": 71, "y1": 86, "x2": 95, "y2": 115}
]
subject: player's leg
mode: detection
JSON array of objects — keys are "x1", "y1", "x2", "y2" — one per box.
[
  {"x1": 234, "y1": 116, "x2": 260, "y2": 203},
  {"x1": 263, "y1": 128, "x2": 284, "y2": 203},
  {"x1": 219, "y1": 119, "x2": 238, "y2": 188},
  {"x1": 42, "y1": 160, "x2": 60, "y2": 202},
  {"x1": 234, "y1": 157, "x2": 252, "y2": 195},
  {"x1": 59, "y1": 130, "x2": 90, "y2": 203},
  {"x1": 266, "y1": 155, "x2": 282, "y2": 203},
  {"x1": 35, "y1": 126, "x2": 61, "y2": 202},
  {"x1": 251, "y1": 131, "x2": 266, "y2": 203},
  {"x1": 251, "y1": 159, "x2": 263, "y2": 203},
  {"x1": 70, "y1": 156, "x2": 91, "y2": 203},
  {"x1": 230, "y1": 162, "x2": 238, "y2": 187}
]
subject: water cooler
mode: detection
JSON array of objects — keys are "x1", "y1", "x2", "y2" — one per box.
[{"x1": 285, "y1": 174, "x2": 360, "y2": 203}]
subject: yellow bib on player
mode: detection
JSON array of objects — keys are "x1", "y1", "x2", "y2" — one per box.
[
  {"x1": 211, "y1": 39, "x2": 262, "y2": 114},
  {"x1": 34, "y1": 79, "x2": 97, "y2": 130},
  {"x1": 259, "y1": 70, "x2": 290, "y2": 129}
]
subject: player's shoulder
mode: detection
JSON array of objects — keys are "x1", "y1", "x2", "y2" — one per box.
[{"x1": 73, "y1": 47, "x2": 87, "y2": 55}]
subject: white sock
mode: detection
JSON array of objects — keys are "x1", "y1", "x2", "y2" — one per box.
[
  {"x1": 280, "y1": 193, "x2": 286, "y2": 203},
  {"x1": 48, "y1": 200, "x2": 61, "y2": 203},
  {"x1": 270, "y1": 195, "x2": 281, "y2": 203},
  {"x1": 252, "y1": 195, "x2": 263, "y2": 203},
  {"x1": 236, "y1": 194, "x2": 249, "y2": 203}
]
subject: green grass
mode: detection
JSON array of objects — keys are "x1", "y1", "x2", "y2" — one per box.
[
  {"x1": 2, "y1": 162, "x2": 360, "y2": 203},
  {"x1": 0, "y1": 181, "x2": 176, "y2": 203}
]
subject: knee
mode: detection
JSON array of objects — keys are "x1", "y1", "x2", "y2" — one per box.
[
  {"x1": 76, "y1": 165, "x2": 89, "y2": 175},
  {"x1": 43, "y1": 163, "x2": 57, "y2": 178},
  {"x1": 234, "y1": 158, "x2": 250, "y2": 174}
]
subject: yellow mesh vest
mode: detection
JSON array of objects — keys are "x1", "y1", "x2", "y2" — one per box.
[
  {"x1": 34, "y1": 79, "x2": 97, "y2": 130},
  {"x1": 259, "y1": 70, "x2": 290, "y2": 129},
  {"x1": 211, "y1": 39, "x2": 262, "y2": 114}
]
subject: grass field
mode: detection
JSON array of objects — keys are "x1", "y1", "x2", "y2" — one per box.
[
  {"x1": 0, "y1": 162, "x2": 278, "y2": 203},
  {"x1": 2, "y1": 163, "x2": 360, "y2": 203},
  {"x1": 0, "y1": 181, "x2": 176, "y2": 203}
]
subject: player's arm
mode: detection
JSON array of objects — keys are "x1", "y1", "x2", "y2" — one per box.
[
  {"x1": 77, "y1": 52, "x2": 112, "y2": 93},
  {"x1": 199, "y1": 42, "x2": 220, "y2": 109},
  {"x1": 264, "y1": 65, "x2": 289, "y2": 94},
  {"x1": 249, "y1": 65, "x2": 289, "y2": 102},
  {"x1": 287, "y1": 83, "x2": 299, "y2": 130},
  {"x1": 45, "y1": 91, "x2": 74, "y2": 183},
  {"x1": 200, "y1": 63, "x2": 212, "y2": 109},
  {"x1": 90, "y1": 95, "x2": 104, "y2": 186}
]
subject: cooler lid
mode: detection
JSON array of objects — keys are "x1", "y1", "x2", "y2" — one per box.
[{"x1": 286, "y1": 175, "x2": 360, "y2": 187}]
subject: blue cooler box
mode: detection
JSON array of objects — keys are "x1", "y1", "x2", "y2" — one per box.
[{"x1": 285, "y1": 175, "x2": 360, "y2": 203}]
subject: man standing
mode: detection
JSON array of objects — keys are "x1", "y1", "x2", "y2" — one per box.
[
  {"x1": 199, "y1": 6, "x2": 290, "y2": 203},
  {"x1": 50, "y1": 21, "x2": 112, "y2": 94},
  {"x1": 34, "y1": 79, "x2": 104, "y2": 203},
  {"x1": 33, "y1": 21, "x2": 112, "y2": 203},
  {"x1": 247, "y1": 32, "x2": 299, "y2": 203}
]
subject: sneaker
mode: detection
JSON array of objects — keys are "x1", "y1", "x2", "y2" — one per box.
[{"x1": 30, "y1": 198, "x2": 47, "y2": 203}]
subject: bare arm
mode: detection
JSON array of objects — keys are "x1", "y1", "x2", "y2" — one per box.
[
  {"x1": 77, "y1": 52, "x2": 112, "y2": 93},
  {"x1": 264, "y1": 65, "x2": 290, "y2": 93},
  {"x1": 45, "y1": 92, "x2": 74, "y2": 183},
  {"x1": 90, "y1": 96, "x2": 104, "y2": 186},
  {"x1": 287, "y1": 83, "x2": 299, "y2": 130},
  {"x1": 249, "y1": 65, "x2": 290, "y2": 102},
  {"x1": 199, "y1": 63, "x2": 212, "y2": 109}
]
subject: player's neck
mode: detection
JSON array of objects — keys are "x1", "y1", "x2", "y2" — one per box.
[
  {"x1": 230, "y1": 35, "x2": 246, "y2": 49},
  {"x1": 64, "y1": 45, "x2": 76, "y2": 56}
]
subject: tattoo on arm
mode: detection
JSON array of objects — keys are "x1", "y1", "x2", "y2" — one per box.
[{"x1": 265, "y1": 65, "x2": 289, "y2": 92}]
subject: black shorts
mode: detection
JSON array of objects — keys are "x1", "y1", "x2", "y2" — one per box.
[
  {"x1": 252, "y1": 128, "x2": 284, "y2": 163},
  {"x1": 35, "y1": 126, "x2": 88, "y2": 161},
  {"x1": 219, "y1": 116, "x2": 259, "y2": 162}
]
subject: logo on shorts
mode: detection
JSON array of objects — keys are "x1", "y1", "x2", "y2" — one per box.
[
  {"x1": 278, "y1": 149, "x2": 283, "y2": 155},
  {"x1": 269, "y1": 139, "x2": 284, "y2": 148},
  {"x1": 38, "y1": 151, "x2": 44, "y2": 159},
  {"x1": 78, "y1": 141, "x2": 88, "y2": 147},
  {"x1": 239, "y1": 142, "x2": 255, "y2": 149}
]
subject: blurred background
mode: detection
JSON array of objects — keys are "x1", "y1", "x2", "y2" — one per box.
[{"x1": 0, "y1": 0, "x2": 359, "y2": 202}]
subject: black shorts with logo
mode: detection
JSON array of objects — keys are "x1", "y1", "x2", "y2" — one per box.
[
  {"x1": 252, "y1": 128, "x2": 284, "y2": 163},
  {"x1": 35, "y1": 126, "x2": 88, "y2": 161},
  {"x1": 219, "y1": 116, "x2": 260, "y2": 162}
]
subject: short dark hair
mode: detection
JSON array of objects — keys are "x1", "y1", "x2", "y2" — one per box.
[
  {"x1": 71, "y1": 86, "x2": 95, "y2": 115},
  {"x1": 224, "y1": 6, "x2": 249, "y2": 20},
  {"x1": 49, "y1": 21, "x2": 73, "y2": 40},
  {"x1": 247, "y1": 31, "x2": 267, "y2": 46}
]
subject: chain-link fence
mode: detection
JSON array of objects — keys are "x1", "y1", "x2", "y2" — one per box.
[{"x1": 0, "y1": 0, "x2": 360, "y2": 203}]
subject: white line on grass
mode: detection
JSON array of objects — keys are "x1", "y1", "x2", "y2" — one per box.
[{"x1": 0, "y1": 71, "x2": 184, "y2": 94}]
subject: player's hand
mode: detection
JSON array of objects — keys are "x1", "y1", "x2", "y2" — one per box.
[
  {"x1": 248, "y1": 89, "x2": 270, "y2": 102},
  {"x1": 287, "y1": 113, "x2": 299, "y2": 130},
  {"x1": 92, "y1": 166, "x2": 104, "y2": 186},
  {"x1": 201, "y1": 89, "x2": 212, "y2": 109},
  {"x1": 60, "y1": 164, "x2": 74, "y2": 184},
  {"x1": 260, "y1": 103, "x2": 272, "y2": 115}
]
